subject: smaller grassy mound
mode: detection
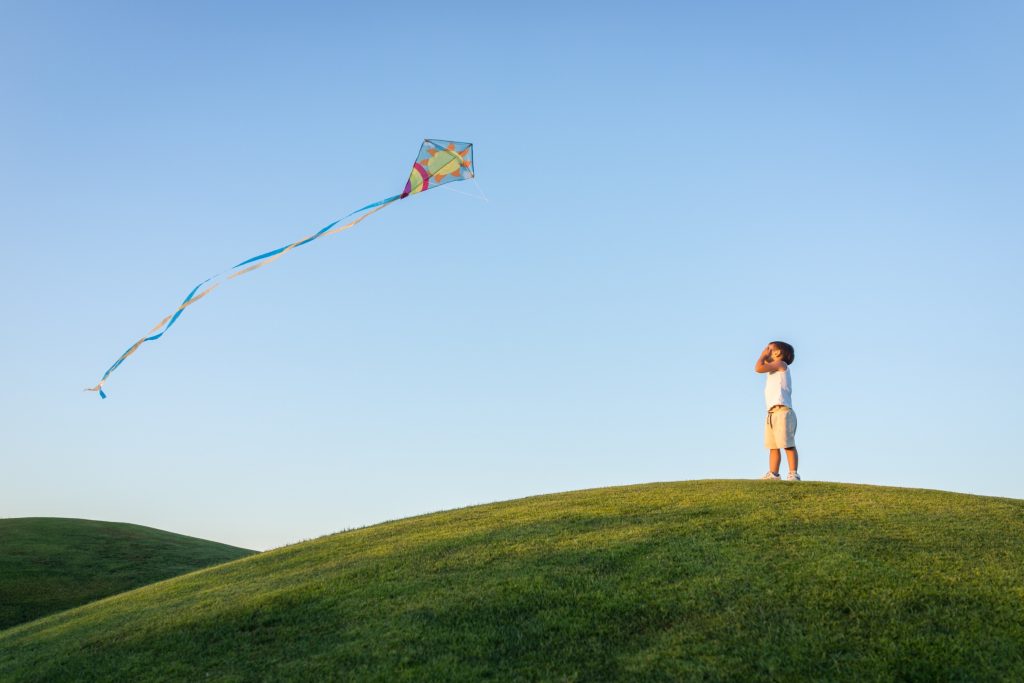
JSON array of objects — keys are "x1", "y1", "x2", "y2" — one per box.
[{"x1": 0, "y1": 518, "x2": 254, "y2": 630}]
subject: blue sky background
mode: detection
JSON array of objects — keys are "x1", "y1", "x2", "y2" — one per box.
[{"x1": 2, "y1": 1, "x2": 1022, "y2": 550}]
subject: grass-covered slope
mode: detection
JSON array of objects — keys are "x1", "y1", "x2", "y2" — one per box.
[
  {"x1": 0, "y1": 518, "x2": 254, "y2": 630},
  {"x1": 2, "y1": 482, "x2": 1023, "y2": 681}
]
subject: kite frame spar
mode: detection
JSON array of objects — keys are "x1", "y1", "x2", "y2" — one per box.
[{"x1": 87, "y1": 139, "x2": 474, "y2": 399}]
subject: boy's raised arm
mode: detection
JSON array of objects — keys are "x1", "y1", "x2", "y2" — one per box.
[{"x1": 755, "y1": 347, "x2": 786, "y2": 374}]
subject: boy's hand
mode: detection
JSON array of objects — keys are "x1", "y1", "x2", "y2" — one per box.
[{"x1": 755, "y1": 345, "x2": 784, "y2": 373}]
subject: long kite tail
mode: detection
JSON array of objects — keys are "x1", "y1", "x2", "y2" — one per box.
[{"x1": 85, "y1": 195, "x2": 402, "y2": 399}]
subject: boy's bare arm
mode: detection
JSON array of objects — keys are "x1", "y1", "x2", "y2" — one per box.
[{"x1": 754, "y1": 347, "x2": 786, "y2": 374}]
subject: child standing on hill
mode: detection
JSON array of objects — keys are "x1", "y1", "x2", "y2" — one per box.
[{"x1": 755, "y1": 342, "x2": 800, "y2": 481}]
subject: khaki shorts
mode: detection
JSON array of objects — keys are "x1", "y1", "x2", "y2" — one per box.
[{"x1": 764, "y1": 406, "x2": 797, "y2": 449}]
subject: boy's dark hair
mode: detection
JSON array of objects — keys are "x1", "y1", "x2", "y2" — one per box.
[{"x1": 771, "y1": 341, "x2": 795, "y2": 365}]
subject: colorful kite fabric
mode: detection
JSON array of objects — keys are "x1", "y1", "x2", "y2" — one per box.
[
  {"x1": 87, "y1": 139, "x2": 474, "y2": 399},
  {"x1": 402, "y1": 140, "x2": 473, "y2": 198}
]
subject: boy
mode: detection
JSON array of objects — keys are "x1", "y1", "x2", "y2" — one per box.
[{"x1": 755, "y1": 341, "x2": 799, "y2": 481}]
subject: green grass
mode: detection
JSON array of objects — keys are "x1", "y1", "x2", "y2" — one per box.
[
  {"x1": 0, "y1": 518, "x2": 254, "y2": 630},
  {"x1": 2, "y1": 481, "x2": 1023, "y2": 681}
]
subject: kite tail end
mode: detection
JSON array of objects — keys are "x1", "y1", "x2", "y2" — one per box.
[{"x1": 85, "y1": 383, "x2": 107, "y2": 399}]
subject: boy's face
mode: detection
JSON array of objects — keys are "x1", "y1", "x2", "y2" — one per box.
[{"x1": 767, "y1": 344, "x2": 781, "y2": 360}]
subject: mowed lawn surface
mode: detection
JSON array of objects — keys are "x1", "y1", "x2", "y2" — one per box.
[
  {"x1": 0, "y1": 518, "x2": 254, "y2": 630},
  {"x1": 2, "y1": 482, "x2": 1023, "y2": 681}
]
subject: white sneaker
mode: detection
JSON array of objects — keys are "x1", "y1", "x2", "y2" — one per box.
[
  {"x1": 786, "y1": 471, "x2": 801, "y2": 481},
  {"x1": 760, "y1": 472, "x2": 781, "y2": 480}
]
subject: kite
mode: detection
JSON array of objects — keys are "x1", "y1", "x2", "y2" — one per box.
[{"x1": 87, "y1": 139, "x2": 475, "y2": 399}]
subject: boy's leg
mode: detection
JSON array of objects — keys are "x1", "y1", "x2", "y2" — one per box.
[
  {"x1": 785, "y1": 447, "x2": 798, "y2": 473},
  {"x1": 769, "y1": 449, "x2": 781, "y2": 475}
]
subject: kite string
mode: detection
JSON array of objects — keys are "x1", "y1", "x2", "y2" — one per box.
[
  {"x1": 440, "y1": 177, "x2": 489, "y2": 202},
  {"x1": 471, "y1": 176, "x2": 489, "y2": 202},
  {"x1": 85, "y1": 197, "x2": 399, "y2": 398}
]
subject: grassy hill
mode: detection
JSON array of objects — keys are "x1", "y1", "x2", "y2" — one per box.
[
  {"x1": 0, "y1": 518, "x2": 254, "y2": 630},
  {"x1": 2, "y1": 482, "x2": 1023, "y2": 681}
]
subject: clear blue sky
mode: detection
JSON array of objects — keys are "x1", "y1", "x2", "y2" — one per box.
[{"x1": 2, "y1": 1, "x2": 1021, "y2": 550}]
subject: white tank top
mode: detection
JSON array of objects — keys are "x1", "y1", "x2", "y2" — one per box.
[{"x1": 764, "y1": 365, "x2": 792, "y2": 410}]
